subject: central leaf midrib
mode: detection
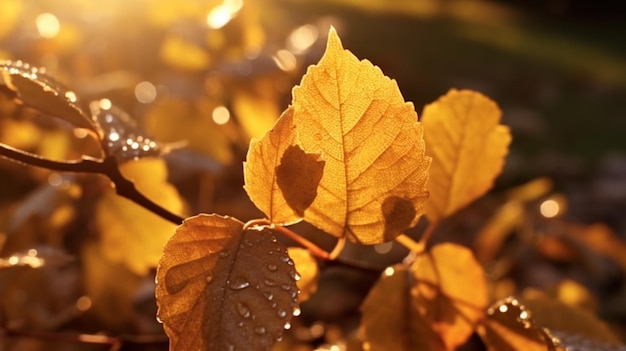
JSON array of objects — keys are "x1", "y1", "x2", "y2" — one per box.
[{"x1": 336, "y1": 61, "x2": 350, "y2": 234}]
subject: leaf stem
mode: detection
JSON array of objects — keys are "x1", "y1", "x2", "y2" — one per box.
[
  {"x1": 270, "y1": 224, "x2": 331, "y2": 260},
  {"x1": 328, "y1": 236, "x2": 345, "y2": 260},
  {"x1": 419, "y1": 221, "x2": 438, "y2": 246},
  {"x1": 0, "y1": 143, "x2": 185, "y2": 225},
  {"x1": 395, "y1": 234, "x2": 425, "y2": 253}
]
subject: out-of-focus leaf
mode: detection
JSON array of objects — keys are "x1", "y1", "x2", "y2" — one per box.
[
  {"x1": 422, "y1": 89, "x2": 511, "y2": 222},
  {"x1": 362, "y1": 243, "x2": 487, "y2": 351},
  {"x1": 506, "y1": 177, "x2": 553, "y2": 202},
  {"x1": 291, "y1": 27, "x2": 430, "y2": 244},
  {"x1": 144, "y1": 98, "x2": 233, "y2": 165},
  {"x1": 0, "y1": 0, "x2": 21, "y2": 40},
  {"x1": 95, "y1": 158, "x2": 184, "y2": 275},
  {"x1": 0, "y1": 60, "x2": 96, "y2": 131},
  {"x1": 287, "y1": 247, "x2": 319, "y2": 303},
  {"x1": 160, "y1": 35, "x2": 211, "y2": 71},
  {"x1": 474, "y1": 201, "x2": 524, "y2": 263},
  {"x1": 232, "y1": 81, "x2": 281, "y2": 139},
  {"x1": 155, "y1": 214, "x2": 299, "y2": 351},
  {"x1": 522, "y1": 289, "x2": 621, "y2": 344},
  {"x1": 567, "y1": 222, "x2": 626, "y2": 272},
  {"x1": 478, "y1": 297, "x2": 560, "y2": 351},
  {"x1": 89, "y1": 99, "x2": 162, "y2": 160},
  {"x1": 244, "y1": 106, "x2": 325, "y2": 225}
]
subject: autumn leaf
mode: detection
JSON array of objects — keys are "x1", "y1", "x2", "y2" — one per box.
[
  {"x1": 0, "y1": 0, "x2": 21, "y2": 41},
  {"x1": 0, "y1": 61, "x2": 96, "y2": 132},
  {"x1": 291, "y1": 27, "x2": 430, "y2": 244},
  {"x1": 155, "y1": 214, "x2": 299, "y2": 351},
  {"x1": 287, "y1": 247, "x2": 319, "y2": 303},
  {"x1": 244, "y1": 107, "x2": 325, "y2": 225},
  {"x1": 422, "y1": 89, "x2": 511, "y2": 222},
  {"x1": 96, "y1": 158, "x2": 184, "y2": 275},
  {"x1": 478, "y1": 297, "x2": 560, "y2": 351},
  {"x1": 232, "y1": 79, "x2": 281, "y2": 139},
  {"x1": 361, "y1": 243, "x2": 487, "y2": 351}
]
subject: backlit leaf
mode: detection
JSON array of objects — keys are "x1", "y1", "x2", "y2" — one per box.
[
  {"x1": 244, "y1": 107, "x2": 324, "y2": 225},
  {"x1": 155, "y1": 214, "x2": 299, "y2": 351},
  {"x1": 478, "y1": 297, "x2": 560, "y2": 351},
  {"x1": 362, "y1": 243, "x2": 487, "y2": 351},
  {"x1": 0, "y1": 60, "x2": 96, "y2": 131},
  {"x1": 96, "y1": 158, "x2": 184, "y2": 275},
  {"x1": 291, "y1": 27, "x2": 430, "y2": 244},
  {"x1": 232, "y1": 81, "x2": 281, "y2": 139},
  {"x1": 160, "y1": 35, "x2": 211, "y2": 71},
  {"x1": 287, "y1": 247, "x2": 319, "y2": 303},
  {"x1": 422, "y1": 89, "x2": 511, "y2": 222}
]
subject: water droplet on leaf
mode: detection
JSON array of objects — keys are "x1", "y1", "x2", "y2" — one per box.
[
  {"x1": 277, "y1": 309, "x2": 287, "y2": 318},
  {"x1": 229, "y1": 276, "x2": 250, "y2": 290},
  {"x1": 263, "y1": 291, "x2": 274, "y2": 301},
  {"x1": 236, "y1": 302, "x2": 251, "y2": 318},
  {"x1": 254, "y1": 326, "x2": 266, "y2": 335},
  {"x1": 267, "y1": 264, "x2": 277, "y2": 271},
  {"x1": 264, "y1": 278, "x2": 277, "y2": 287}
]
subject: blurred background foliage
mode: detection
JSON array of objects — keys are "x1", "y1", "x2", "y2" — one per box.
[{"x1": 0, "y1": 0, "x2": 625, "y2": 350}]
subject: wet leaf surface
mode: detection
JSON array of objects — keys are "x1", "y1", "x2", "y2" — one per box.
[
  {"x1": 0, "y1": 60, "x2": 96, "y2": 131},
  {"x1": 155, "y1": 214, "x2": 299, "y2": 351}
]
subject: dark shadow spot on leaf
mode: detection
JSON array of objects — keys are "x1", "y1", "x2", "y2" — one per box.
[
  {"x1": 382, "y1": 196, "x2": 416, "y2": 241},
  {"x1": 276, "y1": 144, "x2": 324, "y2": 216}
]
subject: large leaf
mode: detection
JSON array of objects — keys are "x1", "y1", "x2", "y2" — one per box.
[
  {"x1": 422, "y1": 89, "x2": 511, "y2": 222},
  {"x1": 0, "y1": 60, "x2": 96, "y2": 131},
  {"x1": 244, "y1": 106, "x2": 325, "y2": 225},
  {"x1": 155, "y1": 214, "x2": 299, "y2": 351},
  {"x1": 291, "y1": 27, "x2": 430, "y2": 244},
  {"x1": 361, "y1": 243, "x2": 487, "y2": 351},
  {"x1": 96, "y1": 158, "x2": 184, "y2": 275}
]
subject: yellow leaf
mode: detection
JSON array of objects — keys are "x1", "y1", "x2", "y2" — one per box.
[
  {"x1": 155, "y1": 214, "x2": 299, "y2": 351},
  {"x1": 291, "y1": 27, "x2": 430, "y2": 244},
  {"x1": 0, "y1": 0, "x2": 21, "y2": 40},
  {"x1": 96, "y1": 158, "x2": 184, "y2": 275},
  {"x1": 244, "y1": 107, "x2": 325, "y2": 224},
  {"x1": 232, "y1": 81, "x2": 281, "y2": 139},
  {"x1": 362, "y1": 244, "x2": 488, "y2": 351},
  {"x1": 287, "y1": 247, "x2": 319, "y2": 303},
  {"x1": 422, "y1": 89, "x2": 511, "y2": 222},
  {"x1": 474, "y1": 201, "x2": 524, "y2": 263},
  {"x1": 160, "y1": 35, "x2": 211, "y2": 71}
]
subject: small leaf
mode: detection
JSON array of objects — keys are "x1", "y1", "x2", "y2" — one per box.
[
  {"x1": 287, "y1": 247, "x2": 319, "y2": 303},
  {"x1": 422, "y1": 89, "x2": 511, "y2": 222},
  {"x1": 89, "y1": 99, "x2": 162, "y2": 160},
  {"x1": 361, "y1": 243, "x2": 488, "y2": 351},
  {"x1": 478, "y1": 297, "x2": 560, "y2": 351},
  {"x1": 291, "y1": 27, "x2": 430, "y2": 244},
  {"x1": 155, "y1": 214, "x2": 299, "y2": 351},
  {"x1": 0, "y1": 60, "x2": 96, "y2": 131},
  {"x1": 96, "y1": 158, "x2": 184, "y2": 275},
  {"x1": 244, "y1": 107, "x2": 324, "y2": 224}
]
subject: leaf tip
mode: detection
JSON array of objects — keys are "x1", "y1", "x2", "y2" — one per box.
[{"x1": 326, "y1": 26, "x2": 344, "y2": 53}]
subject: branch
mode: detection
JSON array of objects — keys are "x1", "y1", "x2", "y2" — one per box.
[{"x1": 0, "y1": 143, "x2": 184, "y2": 225}]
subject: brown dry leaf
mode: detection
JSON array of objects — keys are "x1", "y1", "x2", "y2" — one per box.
[
  {"x1": 96, "y1": 158, "x2": 184, "y2": 275},
  {"x1": 144, "y1": 98, "x2": 233, "y2": 165},
  {"x1": 287, "y1": 247, "x2": 319, "y2": 303},
  {"x1": 291, "y1": 27, "x2": 430, "y2": 244},
  {"x1": 478, "y1": 297, "x2": 562, "y2": 351},
  {"x1": 522, "y1": 289, "x2": 621, "y2": 344},
  {"x1": 422, "y1": 89, "x2": 511, "y2": 222},
  {"x1": 244, "y1": 107, "x2": 324, "y2": 225},
  {"x1": 155, "y1": 214, "x2": 299, "y2": 351},
  {"x1": 361, "y1": 243, "x2": 487, "y2": 351}
]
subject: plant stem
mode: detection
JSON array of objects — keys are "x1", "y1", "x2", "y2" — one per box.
[
  {"x1": 0, "y1": 143, "x2": 185, "y2": 225},
  {"x1": 270, "y1": 224, "x2": 331, "y2": 260},
  {"x1": 395, "y1": 221, "x2": 439, "y2": 254}
]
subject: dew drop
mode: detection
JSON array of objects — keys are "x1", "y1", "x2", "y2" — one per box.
[
  {"x1": 276, "y1": 335, "x2": 283, "y2": 342},
  {"x1": 254, "y1": 326, "x2": 266, "y2": 335},
  {"x1": 227, "y1": 345, "x2": 235, "y2": 351},
  {"x1": 292, "y1": 307, "x2": 301, "y2": 316},
  {"x1": 236, "y1": 302, "x2": 251, "y2": 318},
  {"x1": 219, "y1": 250, "x2": 230, "y2": 258},
  {"x1": 205, "y1": 276, "x2": 213, "y2": 284},
  {"x1": 264, "y1": 279, "x2": 277, "y2": 287},
  {"x1": 280, "y1": 284, "x2": 291, "y2": 291},
  {"x1": 238, "y1": 321, "x2": 244, "y2": 327},
  {"x1": 271, "y1": 302, "x2": 278, "y2": 308},
  {"x1": 279, "y1": 256, "x2": 289, "y2": 263},
  {"x1": 291, "y1": 271, "x2": 301, "y2": 281},
  {"x1": 229, "y1": 276, "x2": 250, "y2": 290},
  {"x1": 277, "y1": 309, "x2": 287, "y2": 318},
  {"x1": 267, "y1": 264, "x2": 278, "y2": 271},
  {"x1": 156, "y1": 316, "x2": 163, "y2": 323},
  {"x1": 244, "y1": 240, "x2": 254, "y2": 247},
  {"x1": 268, "y1": 250, "x2": 274, "y2": 255},
  {"x1": 271, "y1": 236, "x2": 277, "y2": 243},
  {"x1": 284, "y1": 321, "x2": 291, "y2": 329},
  {"x1": 263, "y1": 291, "x2": 274, "y2": 301}
]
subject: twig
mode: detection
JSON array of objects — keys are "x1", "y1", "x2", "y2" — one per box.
[{"x1": 0, "y1": 143, "x2": 185, "y2": 225}]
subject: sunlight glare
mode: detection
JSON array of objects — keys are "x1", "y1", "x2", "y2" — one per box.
[
  {"x1": 272, "y1": 50, "x2": 297, "y2": 71},
  {"x1": 287, "y1": 24, "x2": 318, "y2": 54},
  {"x1": 36, "y1": 13, "x2": 60, "y2": 38},
  {"x1": 212, "y1": 106, "x2": 230, "y2": 125},
  {"x1": 540, "y1": 199, "x2": 560, "y2": 218},
  {"x1": 135, "y1": 81, "x2": 157, "y2": 104},
  {"x1": 207, "y1": 5, "x2": 232, "y2": 29}
]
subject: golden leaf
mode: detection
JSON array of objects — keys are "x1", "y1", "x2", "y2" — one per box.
[
  {"x1": 422, "y1": 89, "x2": 511, "y2": 222},
  {"x1": 232, "y1": 79, "x2": 281, "y2": 140},
  {"x1": 155, "y1": 214, "x2": 299, "y2": 351},
  {"x1": 362, "y1": 244, "x2": 488, "y2": 351},
  {"x1": 287, "y1": 247, "x2": 319, "y2": 303},
  {"x1": 96, "y1": 158, "x2": 184, "y2": 275},
  {"x1": 244, "y1": 107, "x2": 324, "y2": 224},
  {"x1": 0, "y1": 0, "x2": 21, "y2": 40},
  {"x1": 160, "y1": 35, "x2": 211, "y2": 71},
  {"x1": 291, "y1": 27, "x2": 430, "y2": 244}
]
